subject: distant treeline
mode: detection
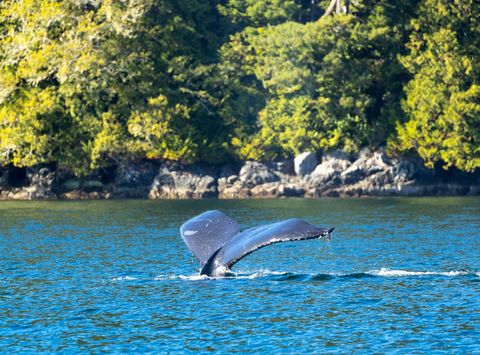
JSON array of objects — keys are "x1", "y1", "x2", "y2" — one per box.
[{"x1": 0, "y1": 0, "x2": 479, "y2": 174}]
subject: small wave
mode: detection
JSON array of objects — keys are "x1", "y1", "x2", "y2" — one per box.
[
  {"x1": 111, "y1": 276, "x2": 138, "y2": 281},
  {"x1": 369, "y1": 268, "x2": 472, "y2": 277}
]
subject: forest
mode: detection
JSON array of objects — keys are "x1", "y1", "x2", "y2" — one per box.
[{"x1": 0, "y1": 0, "x2": 479, "y2": 175}]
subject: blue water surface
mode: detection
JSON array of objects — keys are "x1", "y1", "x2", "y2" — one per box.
[{"x1": 1, "y1": 198, "x2": 480, "y2": 353}]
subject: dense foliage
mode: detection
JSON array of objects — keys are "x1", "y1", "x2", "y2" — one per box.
[
  {"x1": 0, "y1": 0, "x2": 478, "y2": 174},
  {"x1": 390, "y1": 0, "x2": 480, "y2": 171}
]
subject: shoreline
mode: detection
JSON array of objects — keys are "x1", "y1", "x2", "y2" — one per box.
[{"x1": 1, "y1": 149, "x2": 479, "y2": 200}]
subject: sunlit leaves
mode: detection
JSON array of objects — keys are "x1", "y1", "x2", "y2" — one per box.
[
  {"x1": 390, "y1": 1, "x2": 480, "y2": 171},
  {"x1": 227, "y1": 15, "x2": 382, "y2": 159},
  {"x1": 0, "y1": 0, "x2": 227, "y2": 173}
]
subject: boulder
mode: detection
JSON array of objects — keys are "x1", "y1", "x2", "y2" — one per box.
[
  {"x1": 310, "y1": 151, "x2": 351, "y2": 184},
  {"x1": 23, "y1": 167, "x2": 57, "y2": 199},
  {"x1": 149, "y1": 165, "x2": 217, "y2": 199},
  {"x1": 331, "y1": 150, "x2": 424, "y2": 196},
  {"x1": 304, "y1": 151, "x2": 350, "y2": 196},
  {"x1": 239, "y1": 161, "x2": 279, "y2": 187},
  {"x1": 294, "y1": 152, "x2": 317, "y2": 177},
  {"x1": 341, "y1": 149, "x2": 390, "y2": 184}
]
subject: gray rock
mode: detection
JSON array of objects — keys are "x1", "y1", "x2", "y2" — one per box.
[
  {"x1": 239, "y1": 161, "x2": 279, "y2": 187},
  {"x1": 23, "y1": 167, "x2": 57, "y2": 199},
  {"x1": 341, "y1": 149, "x2": 390, "y2": 184},
  {"x1": 304, "y1": 151, "x2": 351, "y2": 196},
  {"x1": 227, "y1": 175, "x2": 239, "y2": 184},
  {"x1": 115, "y1": 161, "x2": 157, "y2": 187},
  {"x1": 266, "y1": 160, "x2": 294, "y2": 175},
  {"x1": 0, "y1": 166, "x2": 56, "y2": 199},
  {"x1": 113, "y1": 160, "x2": 158, "y2": 197},
  {"x1": 1, "y1": 149, "x2": 478, "y2": 200},
  {"x1": 250, "y1": 182, "x2": 283, "y2": 198},
  {"x1": 218, "y1": 181, "x2": 251, "y2": 199},
  {"x1": 331, "y1": 150, "x2": 425, "y2": 196},
  {"x1": 294, "y1": 152, "x2": 317, "y2": 177},
  {"x1": 218, "y1": 161, "x2": 281, "y2": 198},
  {"x1": 149, "y1": 166, "x2": 217, "y2": 199},
  {"x1": 281, "y1": 184, "x2": 305, "y2": 197},
  {"x1": 61, "y1": 190, "x2": 112, "y2": 199},
  {"x1": 310, "y1": 151, "x2": 351, "y2": 184}
]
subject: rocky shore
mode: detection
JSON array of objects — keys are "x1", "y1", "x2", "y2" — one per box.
[{"x1": 1, "y1": 149, "x2": 479, "y2": 200}]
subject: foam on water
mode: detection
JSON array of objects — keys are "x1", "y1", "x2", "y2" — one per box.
[
  {"x1": 113, "y1": 268, "x2": 479, "y2": 282},
  {"x1": 151, "y1": 269, "x2": 287, "y2": 281},
  {"x1": 234, "y1": 269, "x2": 288, "y2": 279},
  {"x1": 111, "y1": 276, "x2": 138, "y2": 281},
  {"x1": 369, "y1": 268, "x2": 473, "y2": 277}
]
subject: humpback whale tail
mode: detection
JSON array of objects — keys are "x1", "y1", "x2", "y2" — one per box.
[{"x1": 180, "y1": 210, "x2": 334, "y2": 276}]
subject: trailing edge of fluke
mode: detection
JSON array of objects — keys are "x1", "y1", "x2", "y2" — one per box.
[{"x1": 180, "y1": 210, "x2": 334, "y2": 277}]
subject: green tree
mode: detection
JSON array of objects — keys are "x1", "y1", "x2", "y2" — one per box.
[
  {"x1": 219, "y1": 0, "x2": 304, "y2": 27},
  {"x1": 221, "y1": 0, "x2": 417, "y2": 160},
  {"x1": 0, "y1": 0, "x2": 230, "y2": 173},
  {"x1": 390, "y1": 0, "x2": 480, "y2": 171}
]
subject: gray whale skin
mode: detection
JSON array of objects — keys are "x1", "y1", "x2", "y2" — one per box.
[{"x1": 180, "y1": 210, "x2": 334, "y2": 277}]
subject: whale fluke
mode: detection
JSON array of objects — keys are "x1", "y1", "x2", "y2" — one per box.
[{"x1": 180, "y1": 210, "x2": 334, "y2": 276}]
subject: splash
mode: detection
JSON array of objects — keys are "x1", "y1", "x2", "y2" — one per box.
[{"x1": 369, "y1": 268, "x2": 472, "y2": 277}]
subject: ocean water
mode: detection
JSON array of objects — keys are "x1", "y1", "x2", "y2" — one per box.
[{"x1": 1, "y1": 198, "x2": 479, "y2": 353}]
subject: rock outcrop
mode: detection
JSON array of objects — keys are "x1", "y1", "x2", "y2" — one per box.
[
  {"x1": 0, "y1": 149, "x2": 478, "y2": 199},
  {"x1": 0, "y1": 166, "x2": 57, "y2": 200}
]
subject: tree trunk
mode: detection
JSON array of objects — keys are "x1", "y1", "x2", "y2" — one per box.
[
  {"x1": 323, "y1": 0, "x2": 338, "y2": 17},
  {"x1": 323, "y1": 0, "x2": 348, "y2": 17},
  {"x1": 336, "y1": 0, "x2": 342, "y2": 14}
]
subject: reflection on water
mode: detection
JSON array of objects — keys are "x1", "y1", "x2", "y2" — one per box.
[{"x1": 1, "y1": 198, "x2": 480, "y2": 352}]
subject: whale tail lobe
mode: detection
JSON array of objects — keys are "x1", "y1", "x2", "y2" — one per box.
[{"x1": 180, "y1": 210, "x2": 334, "y2": 276}]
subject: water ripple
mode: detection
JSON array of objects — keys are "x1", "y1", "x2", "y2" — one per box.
[{"x1": 1, "y1": 198, "x2": 480, "y2": 353}]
